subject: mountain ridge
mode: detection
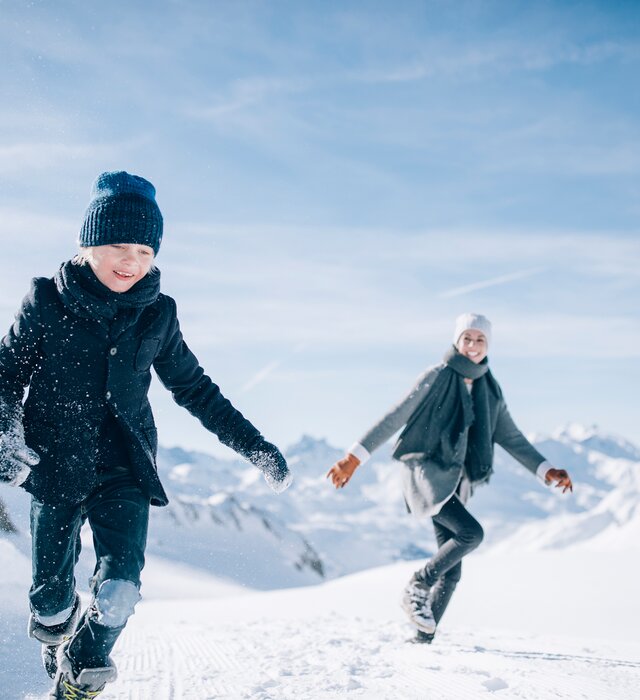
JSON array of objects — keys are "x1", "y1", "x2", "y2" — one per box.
[{"x1": 1, "y1": 424, "x2": 637, "y2": 589}]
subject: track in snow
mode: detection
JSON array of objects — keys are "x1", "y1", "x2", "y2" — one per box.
[
  {"x1": 110, "y1": 607, "x2": 639, "y2": 700},
  {"x1": 8, "y1": 555, "x2": 640, "y2": 700}
]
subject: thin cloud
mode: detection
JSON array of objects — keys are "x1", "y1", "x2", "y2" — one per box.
[
  {"x1": 0, "y1": 140, "x2": 146, "y2": 175},
  {"x1": 241, "y1": 343, "x2": 308, "y2": 393},
  {"x1": 353, "y1": 39, "x2": 638, "y2": 85},
  {"x1": 438, "y1": 267, "x2": 546, "y2": 299},
  {"x1": 188, "y1": 76, "x2": 309, "y2": 120},
  {"x1": 241, "y1": 360, "x2": 282, "y2": 393}
]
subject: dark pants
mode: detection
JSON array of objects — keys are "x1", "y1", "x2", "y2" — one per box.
[
  {"x1": 30, "y1": 474, "x2": 149, "y2": 669},
  {"x1": 421, "y1": 495, "x2": 484, "y2": 624}
]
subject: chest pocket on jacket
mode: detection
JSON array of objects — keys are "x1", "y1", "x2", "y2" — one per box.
[{"x1": 135, "y1": 337, "x2": 161, "y2": 371}]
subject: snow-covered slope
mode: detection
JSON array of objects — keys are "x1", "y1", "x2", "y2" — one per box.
[
  {"x1": 487, "y1": 424, "x2": 640, "y2": 553},
  {"x1": 2, "y1": 538, "x2": 638, "y2": 700},
  {"x1": 155, "y1": 425, "x2": 640, "y2": 574},
  {"x1": 2, "y1": 424, "x2": 639, "y2": 699},
  {"x1": 151, "y1": 446, "x2": 325, "y2": 589},
  {"x1": 2, "y1": 424, "x2": 638, "y2": 590}
]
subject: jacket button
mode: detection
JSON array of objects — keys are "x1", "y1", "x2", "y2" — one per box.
[
  {"x1": 109, "y1": 347, "x2": 118, "y2": 356},
  {"x1": 82, "y1": 431, "x2": 91, "y2": 441},
  {"x1": 105, "y1": 391, "x2": 112, "y2": 400}
]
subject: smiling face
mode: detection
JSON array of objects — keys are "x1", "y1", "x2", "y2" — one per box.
[
  {"x1": 86, "y1": 243, "x2": 155, "y2": 293},
  {"x1": 456, "y1": 328, "x2": 488, "y2": 364}
]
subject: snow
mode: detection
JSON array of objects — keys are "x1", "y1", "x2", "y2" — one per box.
[
  {"x1": 2, "y1": 426, "x2": 640, "y2": 698},
  {"x1": 3, "y1": 548, "x2": 638, "y2": 699}
]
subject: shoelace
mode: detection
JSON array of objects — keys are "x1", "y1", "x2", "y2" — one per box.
[
  {"x1": 406, "y1": 583, "x2": 429, "y2": 604},
  {"x1": 61, "y1": 679, "x2": 102, "y2": 700}
]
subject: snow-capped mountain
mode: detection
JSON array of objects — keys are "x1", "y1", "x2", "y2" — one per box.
[
  {"x1": 151, "y1": 448, "x2": 325, "y2": 589},
  {"x1": 151, "y1": 436, "x2": 431, "y2": 581},
  {"x1": 486, "y1": 424, "x2": 640, "y2": 553},
  {"x1": 2, "y1": 424, "x2": 638, "y2": 700},
  {"x1": 152, "y1": 423, "x2": 640, "y2": 581},
  {"x1": 2, "y1": 424, "x2": 638, "y2": 590}
]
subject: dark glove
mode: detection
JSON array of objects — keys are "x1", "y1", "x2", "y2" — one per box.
[
  {"x1": 252, "y1": 440, "x2": 293, "y2": 494},
  {"x1": 0, "y1": 421, "x2": 40, "y2": 487}
]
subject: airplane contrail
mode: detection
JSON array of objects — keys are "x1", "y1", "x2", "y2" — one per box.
[
  {"x1": 241, "y1": 342, "x2": 308, "y2": 393},
  {"x1": 241, "y1": 361, "x2": 282, "y2": 393},
  {"x1": 438, "y1": 267, "x2": 546, "y2": 299}
]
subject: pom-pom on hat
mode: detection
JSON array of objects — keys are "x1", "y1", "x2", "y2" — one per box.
[
  {"x1": 79, "y1": 171, "x2": 163, "y2": 255},
  {"x1": 453, "y1": 312, "x2": 492, "y2": 346}
]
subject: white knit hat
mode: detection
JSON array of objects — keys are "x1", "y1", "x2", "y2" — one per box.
[{"x1": 453, "y1": 313, "x2": 492, "y2": 346}]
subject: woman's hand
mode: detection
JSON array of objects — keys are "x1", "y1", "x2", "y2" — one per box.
[
  {"x1": 327, "y1": 453, "x2": 361, "y2": 489},
  {"x1": 544, "y1": 467, "x2": 573, "y2": 493}
]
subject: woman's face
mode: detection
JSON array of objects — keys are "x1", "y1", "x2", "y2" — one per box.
[
  {"x1": 456, "y1": 329, "x2": 488, "y2": 363},
  {"x1": 87, "y1": 243, "x2": 154, "y2": 293}
]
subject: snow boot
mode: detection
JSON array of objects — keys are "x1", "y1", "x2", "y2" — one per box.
[
  {"x1": 408, "y1": 629, "x2": 435, "y2": 644},
  {"x1": 49, "y1": 643, "x2": 117, "y2": 699},
  {"x1": 28, "y1": 594, "x2": 81, "y2": 679},
  {"x1": 401, "y1": 571, "x2": 436, "y2": 634}
]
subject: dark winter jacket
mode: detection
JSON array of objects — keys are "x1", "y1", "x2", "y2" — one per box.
[{"x1": 0, "y1": 272, "x2": 283, "y2": 506}]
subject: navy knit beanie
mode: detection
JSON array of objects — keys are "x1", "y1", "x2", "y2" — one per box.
[{"x1": 79, "y1": 171, "x2": 163, "y2": 255}]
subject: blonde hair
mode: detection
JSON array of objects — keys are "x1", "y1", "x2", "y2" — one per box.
[
  {"x1": 72, "y1": 247, "x2": 93, "y2": 266},
  {"x1": 73, "y1": 246, "x2": 158, "y2": 272}
]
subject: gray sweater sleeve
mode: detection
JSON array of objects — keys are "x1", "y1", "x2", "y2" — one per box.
[
  {"x1": 358, "y1": 365, "x2": 442, "y2": 455},
  {"x1": 493, "y1": 401, "x2": 546, "y2": 474}
]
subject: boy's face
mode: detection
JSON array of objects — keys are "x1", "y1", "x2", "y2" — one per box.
[
  {"x1": 88, "y1": 243, "x2": 155, "y2": 293},
  {"x1": 456, "y1": 329, "x2": 488, "y2": 364}
]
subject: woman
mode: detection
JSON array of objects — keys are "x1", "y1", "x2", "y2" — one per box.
[{"x1": 327, "y1": 313, "x2": 572, "y2": 642}]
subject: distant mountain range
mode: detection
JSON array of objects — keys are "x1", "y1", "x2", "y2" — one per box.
[
  {"x1": 2, "y1": 424, "x2": 638, "y2": 589},
  {"x1": 150, "y1": 423, "x2": 640, "y2": 586}
]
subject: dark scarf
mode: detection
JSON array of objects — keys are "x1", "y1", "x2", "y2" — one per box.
[
  {"x1": 55, "y1": 259, "x2": 161, "y2": 339},
  {"x1": 395, "y1": 346, "x2": 502, "y2": 484}
]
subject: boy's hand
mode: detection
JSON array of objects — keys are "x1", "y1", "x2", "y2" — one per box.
[
  {"x1": 0, "y1": 433, "x2": 39, "y2": 487},
  {"x1": 544, "y1": 467, "x2": 573, "y2": 493},
  {"x1": 255, "y1": 440, "x2": 293, "y2": 494},
  {"x1": 264, "y1": 467, "x2": 293, "y2": 494},
  {"x1": 327, "y1": 453, "x2": 361, "y2": 489}
]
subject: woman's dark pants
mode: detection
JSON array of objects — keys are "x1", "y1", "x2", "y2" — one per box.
[{"x1": 421, "y1": 494, "x2": 484, "y2": 624}]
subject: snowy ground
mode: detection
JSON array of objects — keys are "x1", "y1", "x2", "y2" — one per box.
[
  {"x1": 3, "y1": 426, "x2": 638, "y2": 698},
  {"x1": 3, "y1": 541, "x2": 638, "y2": 700}
]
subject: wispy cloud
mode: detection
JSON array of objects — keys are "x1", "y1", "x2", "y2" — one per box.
[
  {"x1": 352, "y1": 39, "x2": 639, "y2": 85},
  {"x1": 154, "y1": 223, "x2": 639, "y2": 364},
  {"x1": 241, "y1": 360, "x2": 282, "y2": 393},
  {"x1": 0, "y1": 141, "x2": 142, "y2": 175},
  {"x1": 187, "y1": 76, "x2": 309, "y2": 120},
  {"x1": 241, "y1": 342, "x2": 308, "y2": 393},
  {"x1": 437, "y1": 267, "x2": 547, "y2": 299}
]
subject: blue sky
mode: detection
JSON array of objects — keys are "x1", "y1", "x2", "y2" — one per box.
[{"x1": 1, "y1": 1, "x2": 639, "y2": 457}]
